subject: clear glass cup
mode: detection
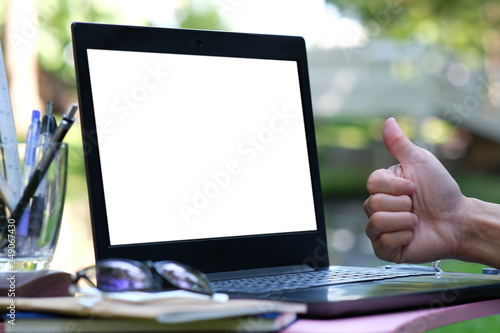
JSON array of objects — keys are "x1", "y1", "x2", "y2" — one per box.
[{"x1": 0, "y1": 142, "x2": 68, "y2": 271}]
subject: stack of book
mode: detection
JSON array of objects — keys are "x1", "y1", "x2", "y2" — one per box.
[
  {"x1": 0, "y1": 289, "x2": 306, "y2": 333},
  {"x1": 3, "y1": 311, "x2": 298, "y2": 332}
]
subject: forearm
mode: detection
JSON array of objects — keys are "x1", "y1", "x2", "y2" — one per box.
[{"x1": 458, "y1": 198, "x2": 500, "y2": 269}]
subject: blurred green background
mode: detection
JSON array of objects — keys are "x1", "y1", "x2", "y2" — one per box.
[{"x1": 0, "y1": 0, "x2": 499, "y2": 331}]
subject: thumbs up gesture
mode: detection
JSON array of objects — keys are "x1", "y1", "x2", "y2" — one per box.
[{"x1": 363, "y1": 118, "x2": 468, "y2": 264}]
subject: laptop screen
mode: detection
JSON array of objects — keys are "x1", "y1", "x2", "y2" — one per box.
[
  {"x1": 86, "y1": 49, "x2": 318, "y2": 246},
  {"x1": 73, "y1": 23, "x2": 329, "y2": 272}
]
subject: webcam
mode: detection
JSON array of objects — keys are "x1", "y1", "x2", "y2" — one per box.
[{"x1": 196, "y1": 39, "x2": 202, "y2": 47}]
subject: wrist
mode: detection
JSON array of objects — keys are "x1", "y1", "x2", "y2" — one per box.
[{"x1": 457, "y1": 197, "x2": 500, "y2": 269}]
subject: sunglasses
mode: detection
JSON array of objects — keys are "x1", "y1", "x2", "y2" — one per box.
[{"x1": 73, "y1": 259, "x2": 214, "y2": 296}]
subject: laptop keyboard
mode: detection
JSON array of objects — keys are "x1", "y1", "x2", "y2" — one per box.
[{"x1": 212, "y1": 267, "x2": 435, "y2": 294}]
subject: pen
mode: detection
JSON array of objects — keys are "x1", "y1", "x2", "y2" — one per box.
[
  {"x1": 17, "y1": 110, "x2": 41, "y2": 239},
  {"x1": 30, "y1": 102, "x2": 57, "y2": 243},
  {"x1": 0, "y1": 200, "x2": 7, "y2": 231},
  {"x1": 40, "y1": 102, "x2": 57, "y2": 148},
  {"x1": 23, "y1": 110, "x2": 41, "y2": 184},
  {"x1": 8, "y1": 104, "x2": 78, "y2": 224}
]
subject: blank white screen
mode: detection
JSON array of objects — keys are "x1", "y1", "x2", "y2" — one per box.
[{"x1": 87, "y1": 49, "x2": 317, "y2": 245}]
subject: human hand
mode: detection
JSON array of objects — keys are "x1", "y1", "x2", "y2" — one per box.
[{"x1": 363, "y1": 118, "x2": 469, "y2": 264}]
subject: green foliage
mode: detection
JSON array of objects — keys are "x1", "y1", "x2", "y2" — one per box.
[
  {"x1": 176, "y1": 0, "x2": 229, "y2": 30},
  {"x1": 319, "y1": 165, "x2": 370, "y2": 199},
  {"x1": 34, "y1": 0, "x2": 227, "y2": 86},
  {"x1": 36, "y1": 0, "x2": 125, "y2": 86},
  {"x1": 429, "y1": 314, "x2": 500, "y2": 333},
  {"x1": 439, "y1": 259, "x2": 488, "y2": 274},
  {"x1": 454, "y1": 173, "x2": 500, "y2": 204},
  {"x1": 330, "y1": 0, "x2": 498, "y2": 70}
]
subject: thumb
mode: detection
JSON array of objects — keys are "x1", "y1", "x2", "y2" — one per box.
[{"x1": 383, "y1": 117, "x2": 420, "y2": 164}]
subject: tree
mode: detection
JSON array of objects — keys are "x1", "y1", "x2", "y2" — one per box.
[
  {"x1": 331, "y1": 0, "x2": 500, "y2": 73},
  {"x1": 176, "y1": 0, "x2": 229, "y2": 31}
]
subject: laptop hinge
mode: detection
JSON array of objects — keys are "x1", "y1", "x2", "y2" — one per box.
[{"x1": 207, "y1": 265, "x2": 315, "y2": 281}]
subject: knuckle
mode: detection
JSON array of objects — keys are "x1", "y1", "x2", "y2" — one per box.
[
  {"x1": 402, "y1": 195, "x2": 413, "y2": 210},
  {"x1": 366, "y1": 169, "x2": 387, "y2": 194},
  {"x1": 369, "y1": 194, "x2": 384, "y2": 212},
  {"x1": 369, "y1": 212, "x2": 385, "y2": 231},
  {"x1": 363, "y1": 198, "x2": 372, "y2": 217},
  {"x1": 405, "y1": 194, "x2": 413, "y2": 204},
  {"x1": 365, "y1": 222, "x2": 377, "y2": 241}
]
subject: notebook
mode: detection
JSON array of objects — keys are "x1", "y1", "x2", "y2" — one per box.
[{"x1": 71, "y1": 22, "x2": 500, "y2": 318}]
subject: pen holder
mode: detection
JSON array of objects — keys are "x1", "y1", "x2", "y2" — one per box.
[{"x1": 0, "y1": 142, "x2": 68, "y2": 271}]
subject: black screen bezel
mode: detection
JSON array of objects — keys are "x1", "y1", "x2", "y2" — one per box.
[{"x1": 71, "y1": 22, "x2": 329, "y2": 273}]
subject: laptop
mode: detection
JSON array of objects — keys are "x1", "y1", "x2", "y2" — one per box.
[{"x1": 71, "y1": 22, "x2": 500, "y2": 318}]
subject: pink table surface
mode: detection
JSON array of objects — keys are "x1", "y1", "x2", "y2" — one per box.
[{"x1": 282, "y1": 299, "x2": 500, "y2": 333}]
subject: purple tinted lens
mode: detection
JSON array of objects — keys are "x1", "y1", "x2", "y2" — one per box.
[
  {"x1": 155, "y1": 262, "x2": 213, "y2": 294},
  {"x1": 96, "y1": 261, "x2": 150, "y2": 292}
]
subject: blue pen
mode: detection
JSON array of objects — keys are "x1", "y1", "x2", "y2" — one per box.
[
  {"x1": 28, "y1": 102, "x2": 57, "y2": 245},
  {"x1": 29, "y1": 103, "x2": 57, "y2": 243},
  {"x1": 24, "y1": 110, "x2": 41, "y2": 183},
  {"x1": 18, "y1": 110, "x2": 41, "y2": 240},
  {"x1": 34, "y1": 102, "x2": 57, "y2": 198}
]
